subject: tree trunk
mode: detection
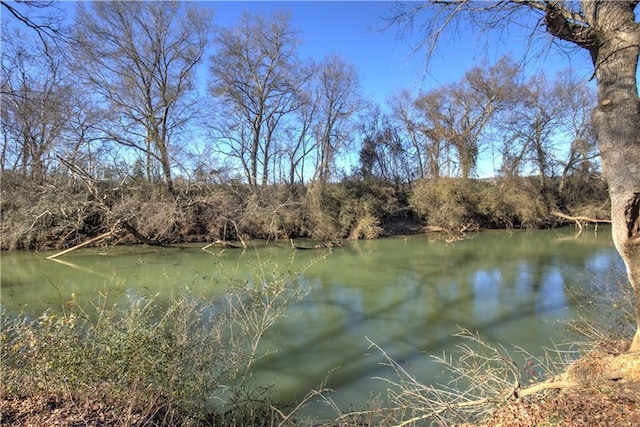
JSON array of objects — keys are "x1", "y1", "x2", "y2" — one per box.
[
  {"x1": 158, "y1": 145, "x2": 175, "y2": 197},
  {"x1": 588, "y1": 2, "x2": 640, "y2": 352},
  {"x1": 152, "y1": 129, "x2": 176, "y2": 197}
]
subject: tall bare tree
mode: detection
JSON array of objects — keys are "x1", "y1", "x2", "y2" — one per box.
[
  {"x1": 1, "y1": 28, "x2": 72, "y2": 180},
  {"x1": 209, "y1": 10, "x2": 302, "y2": 187},
  {"x1": 393, "y1": 57, "x2": 519, "y2": 179},
  {"x1": 555, "y1": 71, "x2": 599, "y2": 192},
  {"x1": 392, "y1": 88, "x2": 448, "y2": 179},
  {"x1": 498, "y1": 72, "x2": 562, "y2": 182},
  {"x1": 281, "y1": 61, "x2": 318, "y2": 185},
  {"x1": 389, "y1": 88, "x2": 434, "y2": 179},
  {"x1": 359, "y1": 104, "x2": 409, "y2": 184},
  {"x1": 414, "y1": 85, "x2": 460, "y2": 179},
  {"x1": 388, "y1": 1, "x2": 640, "y2": 352},
  {"x1": 442, "y1": 57, "x2": 520, "y2": 178},
  {"x1": 73, "y1": 1, "x2": 209, "y2": 196},
  {"x1": 498, "y1": 69, "x2": 597, "y2": 186},
  {"x1": 312, "y1": 54, "x2": 362, "y2": 183}
]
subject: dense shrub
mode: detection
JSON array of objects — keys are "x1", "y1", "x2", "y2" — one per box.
[
  {"x1": 410, "y1": 178, "x2": 484, "y2": 232},
  {"x1": 302, "y1": 183, "x2": 343, "y2": 240},
  {"x1": 408, "y1": 177, "x2": 589, "y2": 232},
  {"x1": 0, "y1": 268, "x2": 307, "y2": 425},
  {"x1": 0, "y1": 172, "x2": 106, "y2": 251},
  {"x1": 478, "y1": 178, "x2": 550, "y2": 229},
  {"x1": 236, "y1": 185, "x2": 307, "y2": 241},
  {"x1": 303, "y1": 179, "x2": 406, "y2": 240}
]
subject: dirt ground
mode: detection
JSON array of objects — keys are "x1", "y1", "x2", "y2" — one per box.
[
  {"x1": 1, "y1": 395, "x2": 123, "y2": 426},
  {"x1": 477, "y1": 380, "x2": 640, "y2": 427},
  {"x1": 3, "y1": 383, "x2": 639, "y2": 426},
  {"x1": 477, "y1": 339, "x2": 640, "y2": 427}
]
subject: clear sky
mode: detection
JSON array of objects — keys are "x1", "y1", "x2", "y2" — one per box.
[
  {"x1": 35, "y1": 0, "x2": 599, "y2": 104},
  {"x1": 206, "y1": 1, "x2": 600, "y2": 177},
  {"x1": 207, "y1": 0, "x2": 598, "y2": 105}
]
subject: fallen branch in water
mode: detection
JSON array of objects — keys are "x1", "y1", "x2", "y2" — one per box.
[
  {"x1": 289, "y1": 239, "x2": 343, "y2": 250},
  {"x1": 46, "y1": 230, "x2": 114, "y2": 259},
  {"x1": 551, "y1": 210, "x2": 611, "y2": 231}
]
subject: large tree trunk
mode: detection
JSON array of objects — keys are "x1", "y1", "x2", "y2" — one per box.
[{"x1": 587, "y1": 2, "x2": 640, "y2": 352}]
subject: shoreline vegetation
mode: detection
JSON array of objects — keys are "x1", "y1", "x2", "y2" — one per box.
[
  {"x1": 4, "y1": 173, "x2": 638, "y2": 426},
  {"x1": 2, "y1": 0, "x2": 638, "y2": 423},
  {"x1": 0, "y1": 172, "x2": 610, "y2": 253},
  {"x1": 1, "y1": 247, "x2": 639, "y2": 426}
]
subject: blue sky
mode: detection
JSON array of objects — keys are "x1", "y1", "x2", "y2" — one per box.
[
  {"x1": 207, "y1": 1, "x2": 597, "y2": 105},
  {"x1": 207, "y1": 1, "x2": 600, "y2": 177},
  {"x1": 4, "y1": 0, "x2": 603, "y2": 178},
  {"x1": 37, "y1": 1, "x2": 598, "y2": 103}
]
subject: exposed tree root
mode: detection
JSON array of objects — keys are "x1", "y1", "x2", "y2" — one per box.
[
  {"x1": 400, "y1": 352, "x2": 639, "y2": 426},
  {"x1": 492, "y1": 349, "x2": 640, "y2": 416}
]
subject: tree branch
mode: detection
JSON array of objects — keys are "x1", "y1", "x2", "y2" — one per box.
[
  {"x1": 543, "y1": 2, "x2": 595, "y2": 49},
  {"x1": 1, "y1": 0, "x2": 67, "y2": 52}
]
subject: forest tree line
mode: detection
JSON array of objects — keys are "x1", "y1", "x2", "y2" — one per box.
[{"x1": 1, "y1": 1, "x2": 608, "y2": 250}]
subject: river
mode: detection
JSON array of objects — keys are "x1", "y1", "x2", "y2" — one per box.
[{"x1": 0, "y1": 226, "x2": 625, "y2": 415}]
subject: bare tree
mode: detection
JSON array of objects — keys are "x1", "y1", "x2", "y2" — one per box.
[
  {"x1": 442, "y1": 57, "x2": 520, "y2": 178},
  {"x1": 394, "y1": 57, "x2": 518, "y2": 179},
  {"x1": 498, "y1": 69, "x2": 597, "y2": 187},
  {"x1": 312, "y1": 54, "x2": 363, "y2": 183},
  {"x1": 1, "y1": 28, "x2": 72, "y2": 180},
  {"x1": 412, "y1": 86, "x2": 458, "y2": 178},
  {"x1": 498, "y1": 72, "x2": 562, "y2": 183},
  {"x1": 209, "y1": 10, "x2": 303, "y2": 187},
  {"x1": 555, "y1": 70, "x2": 599, "y2": 192},
  {"x1": 389, "y1": 88, "x2": 434, "y2": 179},
  {"x1": 73, "y1": 1, "x2": 209, "y2": 196},
  {"x1": 387, "y1": 1, "x2": 640, "y2": 351},
  {"x1": 281, "y1": 61, "x2": 318, "y2": 185},
  {"x1": 59, "y1": 90, "x2": 105, "y2": 179},
  {"x1": 359, "y1": 104, "x2": 402, "y2": 182}
]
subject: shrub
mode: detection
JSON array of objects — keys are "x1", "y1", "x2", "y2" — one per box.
[
  {"x1": 410, "y1": 178, "x2": 483, "y2": 232},
  {"x1": 302, "y1": 179, "x2": 405, "y2": 241},
  {"x1": 478, "y1": 178, "x2": 550, "y2": 229},
  {"x1": 0, "y1": 268, "x2": 307, "y2": 425},
  {"x1": 237, "y1": 185, "x2": 307, "y2": 241},
  {"x1": 303, "y1": 184, "x2": 343, "y2": 240},
  {"x1": 349, "y1": 212, "x2": 384, "y2": 240},
  {"x1": 0, "y1": 172, "x2": 103, "y2": 251}
]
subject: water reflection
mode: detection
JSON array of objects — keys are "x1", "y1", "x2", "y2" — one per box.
[{"x1": 0, "y1": 227, "x2": 624, "y2": 413}]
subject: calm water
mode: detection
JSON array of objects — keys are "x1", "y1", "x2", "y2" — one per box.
[{"x1": 0, "y1": 227, "x2": 624, "y2": 414}]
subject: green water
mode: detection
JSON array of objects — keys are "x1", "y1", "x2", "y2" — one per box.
[{"x1": 0, "y1": 227, "x2": 624, "y2": 414}]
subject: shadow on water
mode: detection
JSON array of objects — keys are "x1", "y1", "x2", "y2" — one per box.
[{"x1": 0, "y1": 227, "x2": 624, "y2": 413}]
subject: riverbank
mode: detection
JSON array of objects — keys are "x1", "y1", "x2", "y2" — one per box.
[
  {"x1": 0, "y1": 172, "x2": 609, "y2": 252},
  {"x1": 2, "y1": 340, "x2": 638, "y2": 426},
  {"x1": 2, "y1": 225, "x2": 637, "y2": 425},
  {"x1": 475, "y1": 340, "x2": 640, "y2": 427}
]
